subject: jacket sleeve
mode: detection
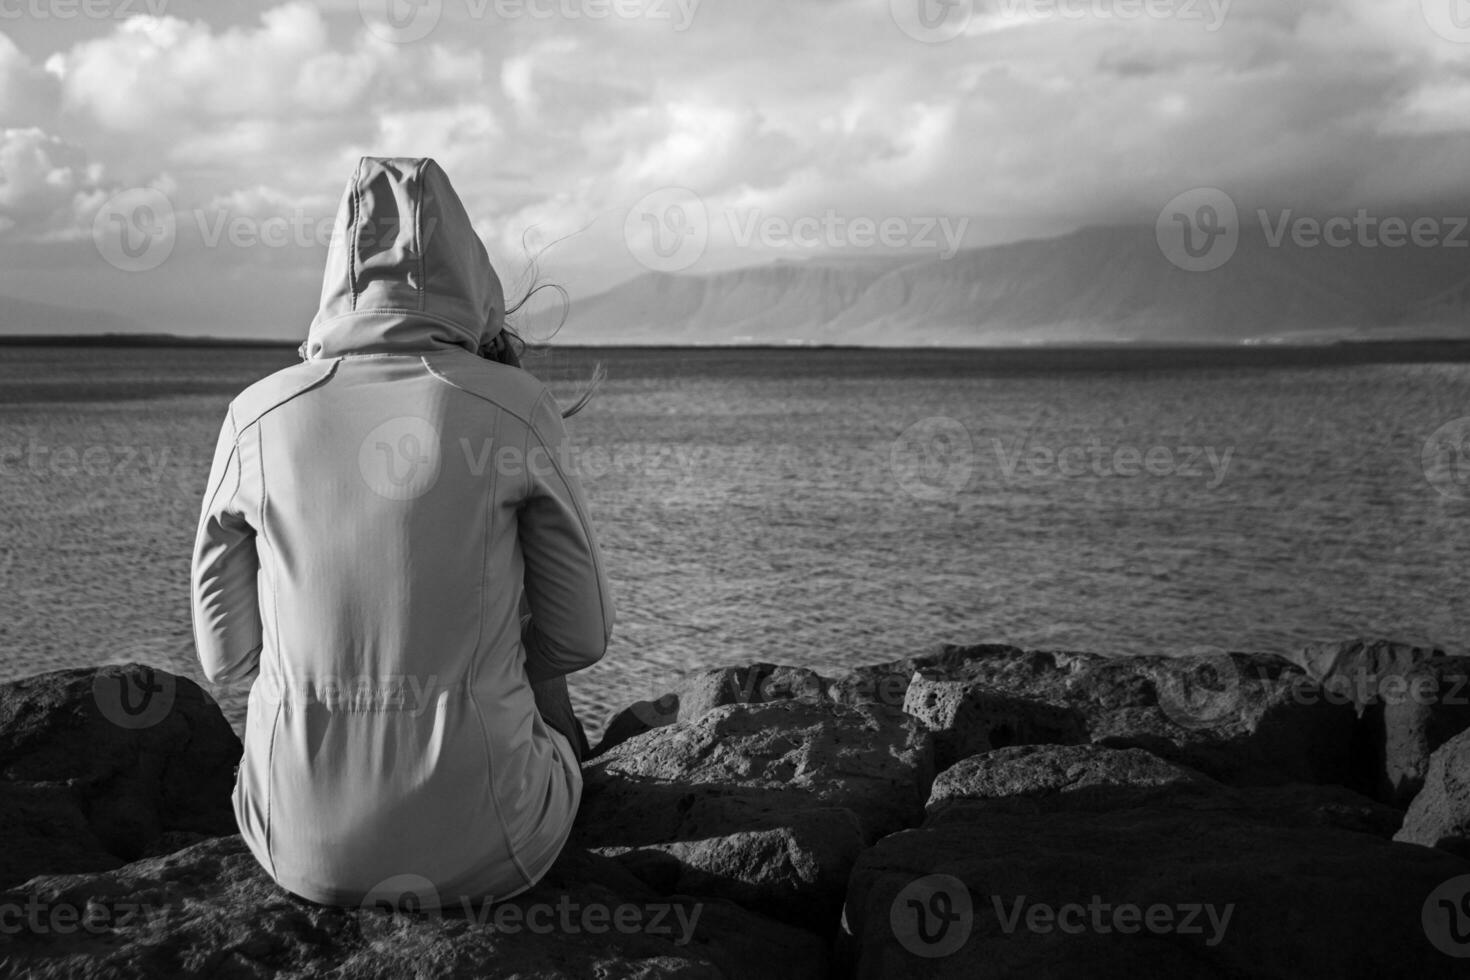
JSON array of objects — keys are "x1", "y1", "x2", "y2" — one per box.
[
  {"x1": 190, "y1": 408, "x2": 264, "y2": 688},
  {"x1": 518, "y1": 390, "x2": 614, "y2": 682}
]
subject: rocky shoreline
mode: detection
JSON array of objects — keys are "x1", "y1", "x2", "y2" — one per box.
[{"x1": 2, "y1": 639, "x2": 1470, "y2": 978}]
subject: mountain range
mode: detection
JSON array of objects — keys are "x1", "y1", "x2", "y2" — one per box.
[
  {"x1": 0, "y1": 294, "x2": 145, "y2": 337},
  {"x1": 530, "y1": 224, "x2": 1470, "y2": 347},
  {"x1": 2, "y1": 224, "x2": 1466, "y2": 347}
]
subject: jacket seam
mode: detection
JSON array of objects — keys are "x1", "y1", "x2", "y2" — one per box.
[
  {"x1": 419, "y1": 353, "x2": 542, "y2": 883},
  {"x1": 226, "y1": 405, "x2": 242, "y2": 512},
  {"x1": 200, "y1": 406, "x2": 241, "y2": 520},
  {"x1": 414, "y1": 158, "x2": 427, "y2": 314},
  {"x1": 192, "y1": 408, "x2": 241, "y2": 672},
  {"x1": 419, "y1": 357, "x2": 540, "y2": 432},
  {"x1": 348, "y1": 157, "x2": 362, "y2": 312},
  {"x1": 254, "y1": 420, "x2": 283, "y2": 881},
  {"x1": 232, "y1": 359, "x2": 341, "y2": 432},
  {"x1": 310, "y1": 310, "x2": 480, "y2": 351},
  {"x1": 465, "y1": 397, "x2": 536, "y2": 889},
  {"x1": 526, "y1": 390, "x2": 612, "y2": 643},
  {"x1": 469, "y1": 687, "x2": 536, "y2": 889}
]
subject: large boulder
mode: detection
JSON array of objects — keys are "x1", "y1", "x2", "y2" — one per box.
[
  {"x1": 843, "y1": 743, "x2": 1470, "y2": 979},
  {"x1": 903, "y1": 673, "x2": 1088, "y2": 769},
  {"x1": 590, "y1": 693, "x2": 679, "y2": 758},
  {"x1": 1379, "y1": 657, "x2": 1470, "y2": 807},
  {"x1": 925, "y1": 743, "x2": 1216, "y2": 817},
  {"x1": 0, "y1": 834, "x2": 827, "y2": 979},
  {"x1": 926, "y1": 744, "x2": 1403, "y2": 838},
  {"x1": 591, "y1": 663, "x2": 827, "y2": 757},
  {"x1": 837, "y1": 643, "x2": 1359, "y2": 786},
  {"x1": 575, "y1": 699, "x2": 935, "y2": 932},
  {"x1": 1283, "y1": 639, "x2": 1470, "y2": 804},
  {"x1": 676, "y1": 664, "x2": 828, "y2": 720},
  {"x1": 0, "y1": 665, "x2": 241, "y2": 889},
  {"x1": 1396, "y1": 728, "x2": 1470, "y2": 859},
  {"x1": 1290, "y1": 637, "x2": 1444, "y2": 694}
]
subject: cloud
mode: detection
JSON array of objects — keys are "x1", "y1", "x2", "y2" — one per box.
[
  {"x1": 48, "y1": 4, "x2": 368, "y2": 129},
  {"x1": 0, "y1": 33, "x2": 58, "y2": 128},
  {"x1": 0, "y1": 0, "x2": 1467, "y2": 337},
  {"x1": 0, "y1": 127, "x2": 106, "y2": 239}
]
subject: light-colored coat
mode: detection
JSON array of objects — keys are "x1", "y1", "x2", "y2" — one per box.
[{"x1": 190, "y1": 157, "x2": 612, "y2": 908}]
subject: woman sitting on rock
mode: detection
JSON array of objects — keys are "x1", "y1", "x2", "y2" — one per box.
[{"x1": 189, "y1": 156, "x2": 613, "y2": 910}]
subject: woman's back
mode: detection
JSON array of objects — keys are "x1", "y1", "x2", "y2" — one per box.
[{"x1": 190, "y1": 158, "x2": 612, "y2": 909}]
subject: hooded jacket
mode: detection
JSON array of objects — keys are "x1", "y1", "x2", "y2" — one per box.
[{"x1": 190, "y1": 157, "x2": 612, "y2": 908}]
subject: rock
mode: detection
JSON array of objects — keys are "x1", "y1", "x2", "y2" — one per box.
[
  {"x1": 10, "y1": 644, "x2": 1467, "y2": 978},
  {"x1": 1378, "y1": 656, "x2": 1470, "y2": 807},
  {"x1": 589, "y1": 693, "x2": 679, "y2": 758},
  {"x1": 926, "y1": 743, "x2": 1214, "y2": 816},
  {"x1": 575, "y1": 788, "x2": 868, "y2": 934},
  {"x1": 677, "y1": 664, "x2": 828, "y2": 721},
  {"x1": 1396, "y1": 728, "x2": 1470, "y2": 859},
  {"x1": 843, "y1": 807, "x2": 1470, "y2": 979},
  {"x1": 590, "y1": 664, "x2": 830, "y2": 758},
  {"x1": 1281, "y1": 641, "x2": 1470, "y2": 805},
  {"x1": 925, "y1": 744, "x2": 1403, "y2": 839},
  {"x1": 0, "y1": 834, "x2": 827, "y2": 979},
  {"x1": 902, "y1": 673, "x2": 1089, "y2": 769},
  {"x1": 1290, "y1": 637, "x2": 1444, "y2": 701},
  {"x1": 826, "y1": 661, "x2": 918, "y2": 712},
  {"x1": 1219, "y1": 783, "x2": 1406, "y2": 839},
  {"x1": 836, "y1": 643, "x2": 1358, "y2": 787},
  {"x1": 575, "y1": 699, "x2": 935, "y2": 931},
  {"x1": 0, "y1": 665, "x2": 241, "y2": 889},
  {"x1": 843, "y1": 742, "x2": 1470, "y2": 979}
]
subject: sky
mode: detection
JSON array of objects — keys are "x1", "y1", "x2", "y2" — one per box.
[{"x1": 0, "y1": 0, "x2": 1468, "y2": 338}]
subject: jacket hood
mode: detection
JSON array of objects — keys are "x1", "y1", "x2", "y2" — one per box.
[{"x1": 302, "y1": 157, "x2": 505, "y2": 359}]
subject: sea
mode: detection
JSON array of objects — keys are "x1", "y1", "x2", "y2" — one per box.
[{"x1": 2, "y1": 342, "x2": 1468, "y2": 740}]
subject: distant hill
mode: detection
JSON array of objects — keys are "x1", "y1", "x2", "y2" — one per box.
[
  {"x1": 0, "y1": 295, "x2": 148, "y2": 337},
  {"x1": 0, "y1": 332, "x2": 294, "y2": 348},
  {"x1": 530, "y1": 224, "x2": 1470, "y2": 346}
]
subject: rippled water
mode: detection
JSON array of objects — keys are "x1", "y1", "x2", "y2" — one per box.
[{"x1": 2, "y1": 344, "x2": 1468, "y2": 739}]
